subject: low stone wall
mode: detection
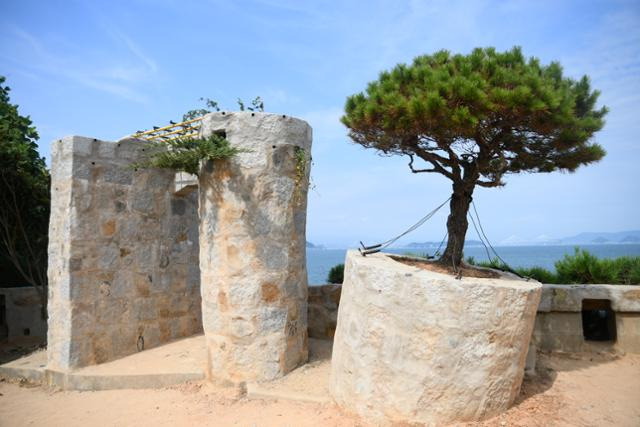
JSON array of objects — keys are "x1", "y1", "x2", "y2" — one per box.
[
  {"x1": 0, "y1": 287, "x2": 46, "y2": 343},
  {"x1": 308, "y1": 284, "x2": 341, "y2": 339},
  {"x1": 532, "y1": 284, "x2": 640, "y2": 354},
  {"x1": 308, "y1": 283, "x2": 640, "y2": 357},
  {"x1": 47, "y1": 136, "x2": 201, "y2": 371}
]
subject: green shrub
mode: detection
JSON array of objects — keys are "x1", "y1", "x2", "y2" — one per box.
[
  {"x1": 515, "y1": 266, "x2": 559, "y2": 284},
  {"x1": 327, "y1": 263, "x2": 344, "y2": 284},
  {"x1": 403, "y1": 251, "x2": 432, "y2": 259},
  {"x1": 608, "y1": 256, "x2": 640, "y2": 285},
  {"x1": 465, "y1": 249, "x2": 639, "y2": 285},
  {"x1": 555, "y1": 248, "x2": 615, "y2": 284},
  {"x1": 466, "y1": 256, "x2": 509, "y2": 271},
  {"x1": 133, "y1": 134, "x2": 243, "y2": 175}
]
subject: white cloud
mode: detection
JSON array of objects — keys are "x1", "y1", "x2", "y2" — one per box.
[{"x1": 2, "y1": 26, "x2": 158, "y2": 103}]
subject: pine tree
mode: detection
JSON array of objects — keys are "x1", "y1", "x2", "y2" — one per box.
[{"x1": 342, "y1": 47, "x2": 607, "y2": 267}]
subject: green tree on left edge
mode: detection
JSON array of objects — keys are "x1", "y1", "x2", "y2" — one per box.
[{"x1": 0, "y1": 76, "x2": 50, "y2": 317}]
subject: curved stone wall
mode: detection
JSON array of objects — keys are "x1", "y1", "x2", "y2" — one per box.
[
  {"x1": 198, "y1": 112, "x2": 312, "y2": 383},
  {"x1": 330, "y1": 251, "x2": 541, "y2": 425}
]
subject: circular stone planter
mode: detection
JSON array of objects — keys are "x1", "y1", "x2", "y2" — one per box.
[{"x1": 329, "y1": 251, "x2": 542, "y2": 425}]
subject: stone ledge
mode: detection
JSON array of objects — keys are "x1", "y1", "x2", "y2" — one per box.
[
  {"x1": 44, "y1": 370, "x2": 204, "y2": 391},
  {"x1": 1, "y1": 335, "x2": 206, "y2": 391},
  {"x1": 538, "y1": 284, "x2": 640, "y2": 313}
]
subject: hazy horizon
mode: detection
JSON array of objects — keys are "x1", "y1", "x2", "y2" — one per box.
[
  {"x1": 307, "y1": 230, "x2": 640, "y2": 250},
  {"x1": 2, "y1": 0, "x2": 639, "y2": 247}
]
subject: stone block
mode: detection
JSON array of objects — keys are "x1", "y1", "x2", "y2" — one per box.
[
  {"x1": 617, "y1": 313, "x2": 640, "y2": 353},
  {"x1": 330, "y1": 251, "x2": 541, "y2": 425},
  {"x1": 538, "y1": 284, "x2": 640, "y2": 313},
  {"x1": 307, "y1": 284, "x2": 341, "y2": 340}
]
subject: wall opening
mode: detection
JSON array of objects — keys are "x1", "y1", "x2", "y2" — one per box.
[{"x1": 582, "y1": 299, "x2": 616, "y2": 341}]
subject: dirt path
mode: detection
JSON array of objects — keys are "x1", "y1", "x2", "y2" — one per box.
[
  {"x1": 0, "y1": 381, "x2": 362, "y2": 427},
  {"x1": 1, "y1": 354, "x2": 638, "y2": 427},
  {"x1": 467, "y1": 353, "x2": 640, "y2": 427}
]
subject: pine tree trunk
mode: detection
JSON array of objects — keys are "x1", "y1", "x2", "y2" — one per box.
[{"x1": 440, "y1": 181, "x2": 474, "y2": 268}]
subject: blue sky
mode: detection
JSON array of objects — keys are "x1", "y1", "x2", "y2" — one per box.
[{"x1": 1, "y1": 0, "x2": 639, "y2": 247}]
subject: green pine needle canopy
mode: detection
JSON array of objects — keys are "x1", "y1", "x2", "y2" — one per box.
[
  {"x1": 134, "y1": 134, "x2": 243, "y2": 176},
  {"x1": 342, "y1": 46, "x2": 607, "y2": 266}
]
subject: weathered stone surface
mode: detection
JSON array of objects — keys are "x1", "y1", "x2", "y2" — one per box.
[
  {"x1": 617, "y1": 313, "x2": 640, "y2": 353},
  {"x1": 538, "y1": 284, "x2": 640, "y2": 313},
  {"x1": 47, "y1": 136, "x2": 202, "y2": 371},
  {"x1": 0, "y1": 287, "x2": 47, "y2": 343},
  {"x1": 532, "y1": 311, "x2": 640, "y2": 354},
  {"x1": 198, "y1": 112, "x2": 312, "y2": 383},
  {"x1": 330, "y1": 251, "x2": 541, "y2": 425},
  {"x1": 308, "y1": 284, "x2": 341, "y2": 340},
  {"x1": 525, "y1": 284, "x2": 640, "y2": 363}
]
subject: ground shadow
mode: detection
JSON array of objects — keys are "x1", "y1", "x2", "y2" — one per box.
[{"x1": 0, "y1": 339, "x2": 45, "y2": 365}]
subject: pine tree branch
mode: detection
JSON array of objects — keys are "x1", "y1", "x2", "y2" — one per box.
[{"x1": 407, "y1": 155, "x2": 442, "y2": 174}]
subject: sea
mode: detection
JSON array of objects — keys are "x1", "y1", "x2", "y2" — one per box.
[{"x1": 306, "y1": 244, "x2": 640, "y2": 285}]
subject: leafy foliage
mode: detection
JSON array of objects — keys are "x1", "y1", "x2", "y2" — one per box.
[
  {"x1": 140, "y1": 95, "x2": 267, "y2": 176},
  {"x1": 182, "y1": 96, "x2": 264, "y2": 121},
  {"x1": 327, "y1": 263, "x2": 345, "y2": 284},
  {"x1": 237, "y1": 96, "x2": 264, "y2": 112},
  {"x1": 342, "y1": 47, "x2": 608, "y2": 266},
  {"x1": 515, "y1": 266, "x2": 559, "y2": 284},
  {"x1": 343, "y1": 46, "x2": 607, "y2": 179},
  {"x1": 466, "y1": 249, "x2": 640, "y2": 285},
  {"x1": 293, "y1": 146, "x2": 312, "y2": 205},
  {"x1": 134, "y1": 134, "x2": 243, "y2": 175},
  {"x1": 555, "y1": 249, "x2": 640, "y2": 284},
  {"x1": 183, "y1": 97, "x2": 221, "y2": 121},
  {"x1": 0, "y1": 76, "x2": 49, "y2": 303}
]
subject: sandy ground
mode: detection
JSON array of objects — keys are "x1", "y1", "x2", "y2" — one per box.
[
  {"x1": 1, "y1": 353, "x2": 639, "y2": 427},
  {"x1": 461, "y1": 353, "x2": 640, "y2": 427}
]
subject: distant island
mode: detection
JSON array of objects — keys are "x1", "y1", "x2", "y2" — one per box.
[
  {"x1": 560, "y1": 230, "x2": 640, "y2": 245},
  {"x1": 403, "y1": 230, "x2": 640, "y2": 248},
  {"x1": 305, "y1": 231, "x2": 640, "y2": 250},
  {"x1": 498, "y1": 230, "x2": 640, "y2": 246}
]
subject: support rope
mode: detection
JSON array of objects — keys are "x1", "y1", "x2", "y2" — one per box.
[
  {"x1": 359, "y1": 197, "x2": 451, "y2": 256},
  {"x1": 468, "y1": 212, "x2": 492, "y2": 262},
  {"x1": 470, "y1": 200, "x2": 527, "y2": 279},
  {"x1": 435, "y1": 231, "x2": 448, "y2": 257}
]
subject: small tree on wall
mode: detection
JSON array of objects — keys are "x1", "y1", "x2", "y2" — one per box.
[{"x1": 342, "y1": 47, "x2": 607, "y2": 267}]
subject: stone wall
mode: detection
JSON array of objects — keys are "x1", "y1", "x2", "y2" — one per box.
[
  {"x1": 47, "y1": 136, "x2": 201, "y2": 371},
  {"x1": 308, "y1": 284, "x2": 341, "y2": 340},
  {"x1": 532, "y1": 284, "x2": 640, "y2": 355},
  {"x1": 198, "y1": 112, "x2": 312, "y2": 383},
  {"x1": 311, "y1": 282, "x2": 640, "y2": 357},
  {"x1": 0, "y1": 287, "x2": 47, "y2": 343}
]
